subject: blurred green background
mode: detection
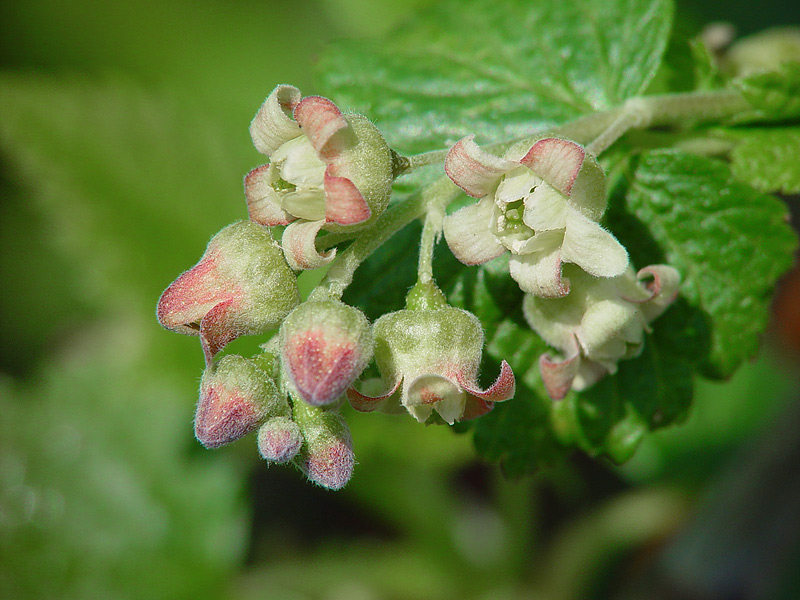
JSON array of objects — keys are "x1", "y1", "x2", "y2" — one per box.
[{"x1": 1, "y1": 0, "x2": 799, "y2": 598}]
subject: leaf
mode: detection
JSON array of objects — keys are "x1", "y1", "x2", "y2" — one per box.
[
  {"x1": 734, "y1": 62, "x2": 800, "y2": 121},
  {"x1": 727, "y1": 127, "x2": 800, "y2": 194},
  {"x1": 317, "y1": 0, "x2": 673, "y2": 154},
  {"x1": 615, "y1": 150, "x2": 797, "y2": 379}
]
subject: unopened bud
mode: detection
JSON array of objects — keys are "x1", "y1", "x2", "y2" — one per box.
[
  {"x1": 257, "y1": 416, "x2": 303, "y2": 463},
  {"x1": 292, "y1": 399, "x2": 354, "y2": 490},
  {"x1": 157, "y1": 221, "x2": 299, "y2": 362},
  {"x1": 195, "y1": 354, "x2": 287, "y2": 448},
  {"x1": 280, "y1": 300, "x2": 373, "y2": 406}
]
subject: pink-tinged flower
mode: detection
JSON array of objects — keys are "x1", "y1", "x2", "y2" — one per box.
[
  {"x1": 157, "y1": 221, "x2": 299, "y2": 363},
  {"x1": 347, "y1": 298, "x2": 514, "y2": 424},
  {"x1": 443, "y1": 136, "x2": 629, "y2": 298},
  {"x1": 280, "y1": 301, "x2": 373, "y2": 407},
  {"x1": 257, "y1": 416, "x2": 303, "y2": 463},
  {"x1": 292, "y1": 401, "x2": 355, "y2": 490},
  {"x1": 245, "y1": 85, "x2": 393, "y2": 270},
  {"x1": 195, "y1": 354, "x2": 288, "y2": 449},
  {"x1": 524, "y1": 264, "x2": 681, "y2": 400}
]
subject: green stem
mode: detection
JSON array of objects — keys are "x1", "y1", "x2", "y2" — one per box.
[{"x1": 309, "y1": 177, "x2": 461, "y2": 301}]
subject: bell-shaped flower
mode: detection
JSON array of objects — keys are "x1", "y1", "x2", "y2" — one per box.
[
  {"x1": 347, "y1": 285, "x2": 515, "y2": 424},
  {"x1": 523, "y1": 264, "x2": 680, "y2": 400},
  {"x1": 246, "y1": 85, "x2": 394, "y2": 270},
  {"x1": 280, "y1": 300, "x2": 373, "y2": 407},
  {"x1": 157, "y1": 221, "x2": 299, "y2": 363},
  {"x1": 292, "y1": 400, "x2": 355, "y2": 490},
  {"x1": 443, "y1": 136, "x2": 628, "y2": 298},
  {"x1": 194, "y1": 353, "x2": 290, "y2": 449}
]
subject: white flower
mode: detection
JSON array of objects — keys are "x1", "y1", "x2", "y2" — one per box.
[{"x1": 443, "y1": 136, "x2": 629, "y2": 297}]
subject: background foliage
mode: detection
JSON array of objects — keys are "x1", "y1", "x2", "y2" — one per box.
[{"x1": 1, "y1": 0, "x2": 799, "y2": 598}]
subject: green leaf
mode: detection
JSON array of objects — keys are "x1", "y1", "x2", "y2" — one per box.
[
  {"x1": 734, "y1": 62, "x2": 800, "y2": 121},
  {"x1": 727, "y1": 127, "x2": 800, "y2": 194},
  {"x1": 615, "y1": 150, "x2": 797, "y2": 378},
  {"x1": 317, "y1": 0, "x2": 673, "y2": 154}
]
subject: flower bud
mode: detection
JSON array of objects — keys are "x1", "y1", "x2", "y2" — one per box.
[
  {"x1": 292, "y1": 400, "x2": 354, "y2": 490},
  {"x1": 157, "y1": 221, "x2": 299, "y2": 362},
  {"x1": 246, "y1": 85, "x2": 393, "y2": 270},
  {"x1": 280, "y1": 300, "x2": 373, "y2": 406},
  {"x1": 524, "y1": 264, "x2": 680, "y2": 399},
  {"x1": 195, "y1": 354, "x2": 289, "y2": 449},
  {"x1": 348, "y1": 285, "x2": 514, "y2": 424},
  {"x1": 257, "y1": 416, "x2": 303, "y2": 463}
]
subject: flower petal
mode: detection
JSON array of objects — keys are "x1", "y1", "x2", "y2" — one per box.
[
  {"x1": 520, "y1": 138, "x2": 585, "y2": 196},
  {"x1": 250, "y1": 84, "x2": 302, "y2": 156},
  {"x1": 406, "y1": 374, "x2": 465, "y2": 424},
  {"x1": 509, "y1": 241, "x2": 569, "y2": 298},
  {"x1": 561, "y1": 210, "x2": 628, "y2": 278},
  {"x1": 638, "y1": 265, "x2": 681, "y2": 322},
  {"x1": 293, "y1": 95, "x2": 349, "y2": 162},
  {"x1": 539, "y1": 348, "x2": 580, "y2": 400},
  {"x1": 459, "y1": 360, "x2": 516, "y2": 403},
  {"x1": 281, "y1": 220, "x2": 336, "y2": 271},
  {"x1": 522, "y1": 185, "x2": 568, "y2": 231},
  {"x1": 445, "y1": 135, "x2": 516, "y2": 198},
  {"x1": 443, "y1": 198, "x2": 505, "y2": 265},
  {"x1": 346, "y1": 379, "x2": 401, "y2": 412},
  {"x1": 199, "y1": 298, "x2": 240, "y2": 364},
  {"x1": 244, "y1": 165, "x2": 294, "y2": 226},
  {"x1": 324, "y1": 165, "x2": 371, "y2": 225},
  {"x1": 157, "y1": 251, "x2": 227, "y2": 335}
]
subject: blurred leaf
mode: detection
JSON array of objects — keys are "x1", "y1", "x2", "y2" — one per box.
[
  {"x1": 734, "y1": 62, "x2": 800, "y2": 121},
  {"x1": 0, "y1": 322, "x2": 246, "y2": 599},
  {"x1": 0, "y1": 74, "x2": 250, "y2": 314},
  {"x1": 727, "y1": 126, "x2": 800, "y2": 194},
  {"x1": 621, "y1": 150, "x2": 797, "y2": 378},
  {"x1": 317, "y1": 0, "x2": 673, "y2": 153}
]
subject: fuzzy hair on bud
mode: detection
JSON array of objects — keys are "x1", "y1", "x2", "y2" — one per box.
[
  {"x1": 280, "y1": 301, "x2": 373, "y2": 406},
  {"x1": 292, "y1": 400, "x2": 355, "y2": 490},
  {"x1": 257, "y1": 416, "x2": 303, "y2": 463},
  {"x1": 195, "y1": 354, "x2": 287, "y2": 449}
]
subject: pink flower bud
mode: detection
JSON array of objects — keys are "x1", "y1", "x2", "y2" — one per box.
[
  {"x1": 157, "y1": 221, "x2": 299, "y2": 363},
  {"x1": 348, "y1": 289, "x2": 514, "y2": 425},
  {"x1": 292, "y1": 400, "x2": 354, "y2": 490},
  {"x1": 246, "y1": 85, "x2": 394, "y2": 270},
  {"x1": 195, "y1": 354, "x2": 288, "y2": 449},
  {"x1": 280, "y1": 301, "x2": 373, "y2": 406},
  {"x1": 257, "y1": 416, "x2": 303, "y2": 463}
]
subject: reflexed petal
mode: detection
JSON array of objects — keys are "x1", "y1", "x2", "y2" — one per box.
[
  {"x1": 520, "y1": 138, "x2": 585, "y2": 196},
  {"x1": 509, "y1": 243, "x2": 569, "y2": 298},
  {"x1": 638, "y1": 265, "x2": 681, "y2": 322},
  {"x1": 250, "y1": 84, "x2": 302, "y2": 156},
  {"x1": 443, "y1": 198, "x2": 505, "y2": 265},
  {"x1": 445, "y1": 135, "x2": 516, "y2": 198},
  {"x1": 346, "y1": 379, "x2": 401, "y2": 413},
  {"x1": 561, "y1": 210, "x2": 628, "y2": 278},
  {"x1": 324, "y1": 166, "x2": 371, "y2": 225},
  {"x1": 293, "y1": 95, "x2": 349, "y2": 161},
  {"x1": 458, "y1": 360, "x2": 515, "y2": 403},
  {"x1": 199, "y1": 298, "x2": 240, "y2": 364},
  {"x1": 244, "y1": 165, "x2": 293, "y2": 226},
  {"x1": 539, "y1": 349, "x2": 580, "y2": 400},
  {"x1": 282, "y1": 219, "x2": 336, "y2": 271}
]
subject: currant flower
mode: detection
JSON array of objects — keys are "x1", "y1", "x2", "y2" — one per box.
[
  {"x1": 245, "y1": 85, "x2": 394, "y2": 270},
  {"x1": 347, "y1": 282, "x2": 515, "y2": 425},
  {"x1": 523, "y1": 264, "x2": 680, "y2": 400},
  {"x1": 443, "y1": 136, "x2": 628, "y2": 298},
  {"x1": 156, "y1": 221, "x2": 299, "y2": 363}
]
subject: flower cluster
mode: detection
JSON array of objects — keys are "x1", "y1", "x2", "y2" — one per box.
[
  {"x1": 156, "y1": 82, "x2": 682, "y2": 489},
  {"x1": 442, "y1": 136, "x2": 680, "y2": 398}
]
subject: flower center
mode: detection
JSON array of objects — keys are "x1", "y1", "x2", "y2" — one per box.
[{"x1": 270, "y1": 136, "x2": 327, "y2": 221}]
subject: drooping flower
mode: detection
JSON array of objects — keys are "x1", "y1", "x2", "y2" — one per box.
[
  {"x1": 523, "y1": 264, "x2": 681, "y2": 399},
  {"x1": 443, "y1": 136, "x2": 628, "y2": 298},
  {"x1": 280, "y1": 300, "x2": 373, "y2": 407},
  {"x1": 157, "y1": 221, "x2": 299, "y2": 363},
  {"x1": 347, "y1": 283, "x2": 514, "y2": 424},
  {"x1": 245, "y1": 85, "x2": 394, "y2": 270}
]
